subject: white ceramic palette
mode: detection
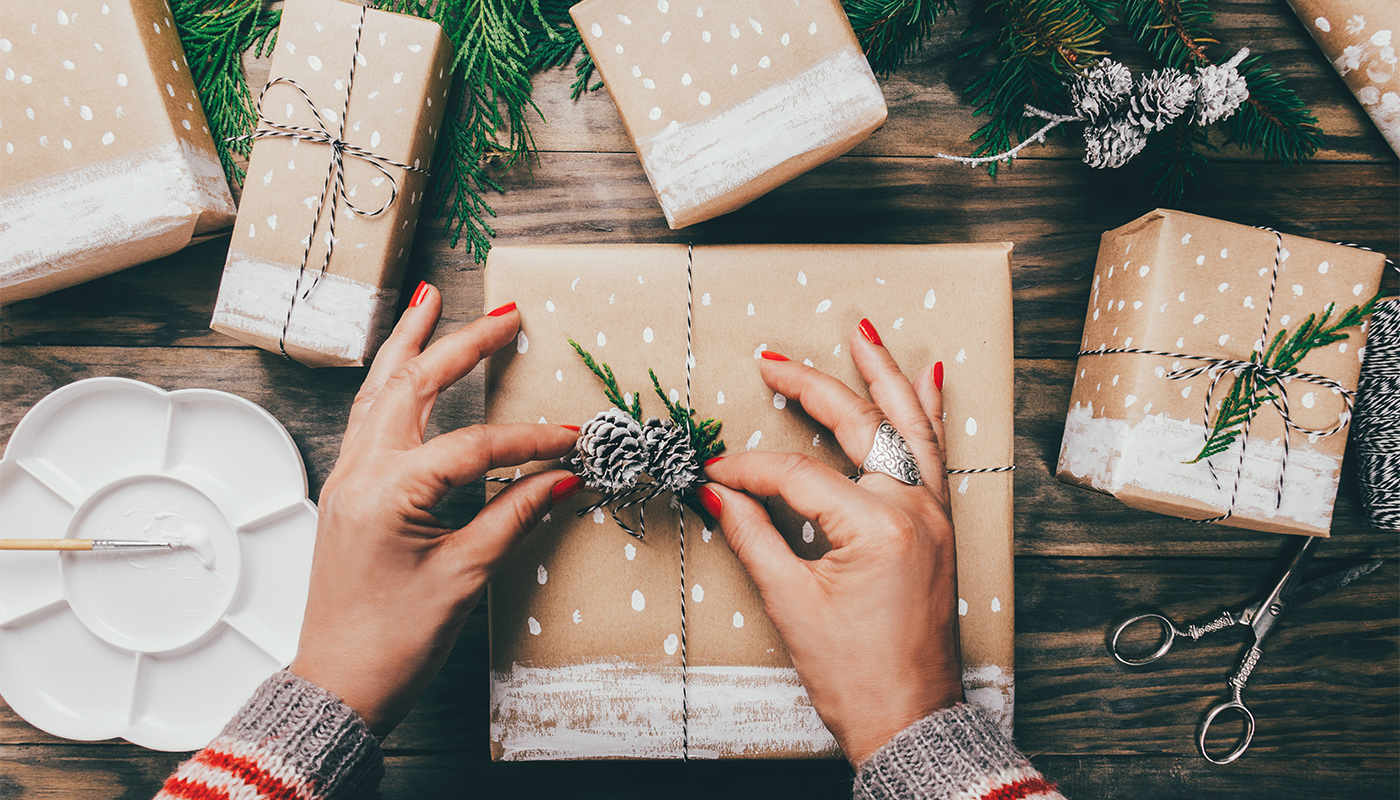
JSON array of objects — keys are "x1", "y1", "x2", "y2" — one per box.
[{"x1": 0, "y1": 378, "x2": 316, "y2": 751}]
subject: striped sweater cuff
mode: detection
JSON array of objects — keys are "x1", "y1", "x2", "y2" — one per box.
[
  {"x1": 853, "y1": 704, "x2": 1063, "y2": 800},
  {"x1": 156, "y1": 670, "x2": 383, "y2": 800}
]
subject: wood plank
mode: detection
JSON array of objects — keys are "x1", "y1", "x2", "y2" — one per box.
[
  {"x1": 3, "y1": 156, "x2": 1395, "y2": 357},
  {"x1": 0, "y1": 348, "x2": 1393, "y2": 558},
  {"x1": 523, "y1": 0, "x2": 1397, "y2": 163},
  {"x1": 5, "y1": 558, "x2": 1392, "y2": 760}
]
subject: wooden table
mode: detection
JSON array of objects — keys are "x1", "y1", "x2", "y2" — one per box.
[{"x1": 3, "y1": 2, "x2": 1397, "y2": 796}]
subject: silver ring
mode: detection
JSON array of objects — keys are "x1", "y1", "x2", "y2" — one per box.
[{"x1": 859, "y1": 421, "x2": 923, "y2": 486}]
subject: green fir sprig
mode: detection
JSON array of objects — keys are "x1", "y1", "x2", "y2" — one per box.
[
  {"x1": 170, "y1": 0, "x2": 280, "y2": 184},
  {"x1": 1190, "y1": 297, "x2": 1379, "y2": 463},
  {"x1": 648, "y1": 370, "x2": 726, "y2": 464},
  {"x1": 847, "y1": 0, "x2": 959, "y2": 75},
  {"x1": 568, "y1": 338, "x2": 642, "y2": 420}
]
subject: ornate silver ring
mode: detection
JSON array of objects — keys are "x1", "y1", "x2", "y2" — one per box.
[{"x1": 858, "y1": 421, "x2": 923, "y2": 486}]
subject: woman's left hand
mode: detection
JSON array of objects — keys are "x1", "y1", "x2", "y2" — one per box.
[{"x1": 289, "y1": 286, "x2": 582, "y2": 736}]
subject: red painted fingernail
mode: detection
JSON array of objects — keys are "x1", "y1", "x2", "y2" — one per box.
[
  {"x1": 934, "y1": 361, "x2": 944, "y2": 390},
  {"x1": 560, "y1": 424, "x2": 581, "y2": 432},
  {"x1": 697, "y1": 484, "x2": 723, "y2": 516},
  {"x1": 858, "y1": 318, "x2": 882, "y2": 346},
  {"x1": 704, "y1": 456, "x2": 725, "y2": 467},
  {"x1": 408, "y1": 281, "x2": 430, "y2": 308},
  {"x1": 487, "y1": 301, "x2": 517, "y2": 317},
  {"x1": 552, "y1": 474, "x2": 583, "y2": 503},
  {"x1": 760, "y1": 351, "x2": 789, "y2": 362}
]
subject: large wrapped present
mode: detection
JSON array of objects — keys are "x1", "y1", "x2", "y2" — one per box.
[
  {"x1": 0, "y1": 0, "x2": 236, "y2": 304},
  {"x1": 1285, "y1": 0, "x2": 1399, "y2": 157},
  {"x1": 485, "y1": 243, "x2": 1015, "y2": 759},
  {"x1": 1057, "y1": 209, "x2": 1387, "y2": 536},
  {"x1": 569, "y1": 0, "x2": 887, "y2": 229},
  {"x1": 210, "y1": 0, "x2": 451, "y2": 367}
]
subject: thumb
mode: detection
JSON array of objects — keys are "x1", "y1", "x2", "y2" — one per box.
[
  {"x1": 697, "y1": 483, "x2": 808, "y2": 602},
  {"x1": 447, "y1": 469, "x2": 581, "y2": 582}
]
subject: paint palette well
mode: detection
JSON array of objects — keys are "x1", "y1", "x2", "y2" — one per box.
[{"x1": 0, "y1": 378, "x2": 316, "y2": 751}]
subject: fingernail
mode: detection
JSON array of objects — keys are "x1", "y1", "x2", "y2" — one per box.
[
  {"x1": 697, "y1": 484, "x2": 723, "y2": 516},
  {"x1": 858, "y1": 318, "x2": 882, "y2": 347},
  {"x1": 487, "y1": 301, "x2": 517, "y2": 317},
  {"x1": 760, "y1": 351, "x2": 789, "y2": 362},
  {"x1": 559, "y1": 424, "x2": 581, "y2": 432},
  {"x1": 934, "y1": 361, "x2": 944, "y2": 390},
  {"x1": 552, "y1": 474, "x2": 583, "y2": 504},
  {"x1": 703, "y1": 455, "x2": 725, "y2": 467},
  {"x1": 409, "y1": 281, "x2": 430, "y2": 308}
]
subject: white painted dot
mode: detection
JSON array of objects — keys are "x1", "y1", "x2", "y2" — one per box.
[
  {"x1": 1125, "y1": 395, "x2": 1138, "y2": 407},
  {"x1": 797, "y1": 270, "x2": 807, "y2": 285},
  {"x1": 664, "y1": 634, "x2": 679, "y2": 654},
  {"x1": 648, "y1": 106, "x2": 662, "y2": 120},
  {"x1": 682, "y1": 72, "x2": 692, "y2": 85},
  {"x1": 1220, "y1": 248, "x2": 1229, "y2": 258},
  {"x1": 759, "y1": 56, "x2": 770, "y2": 68},
  {"x1": 625, "y1": 543, "x2": 637, "y2": 560},
  {"x1": 1193, "y1": 314, "x2": 1206, "y2": 324},
  {"x1": 698, "y1": 91, "x2": 711, "y2": 105},
  {"x1": 716, "y1": 390, "x2": 725, "y2": 404},
  {"x1": 658, "y1": 0, "x2": 668, "y2": 10},
  {"x1": 1218, "y1": 282, "x2": 1229, "y2": 292},
  {"x1": 632, "y1": 589, "x2": 646, "y2": 611},
  {"x1": 1195, "y1": 255, "x2": 1205, "y2": 265},
  {"x1": 1133, "y1": 301, "x2": 1143, "y2": 309},
  {"x1": 1318, "y1": 261, "x2": 1330, "y2": 273},
  {"x1": 893, "y1": 317, "x2": 904, "y2": 329},
  {"x1": 812, "y1": 434, "x2": 821, "y2": 446},
  {"x1": 528, "y1": 617, "x2": 541, "y2": 635},
  {"x1": 248, "y1": 223, "x2": 256, "y2": 238},
  {"x1": 956, "y1": 348, "x2": 967, "y2": 363},
  {"x1": 1340, "y1": 342, "x2": 1348, "y2": 353},
  {"x1": 617, "y1": 13, "x2": 632, "y2": 24},
  {"x1": 733, "y1": 611, "x2": 744, "y2": 628},
  {"x1": 958, "y1": 476, "x2": 970, "y2": 495},
  {"x1": 1112, "y1": 375, "x2": 1120, "y2": 386},
  {"x1": 265, "y1": 214, "x2": 278, "y2": 230},
  {"x1": 573, "y1": 609, "x2": 582, "y2": 624},
  {"x1": 591, "y1": 22, "x2": 603, "y2": 36},
  {"x1": 181, "y1": 119, "x2": 191, "y2": 130},
  {"x1": 58, "y1": 10, "x2": 69, "y2": 24},
  {"x1": 730, "y1": 22, "x2": 741, "y2": 37},
  {"x1": 924, "y1": 289, "x2": 937, "y2": 308},
  {"x1": 102, "y1": 131, "x2": 114, "y2": 145},
  {"x1": 537, "y1": 565, "x2": 548, "y2": 584},
  {"x1": 747, "y1": 302, "x2": 755, "y2": 315},
  {"x1": 1117, "y1": 300, "x2": 1126, "y2": 311},
  {"x1": 809, "y1": 22, "x2": 817, "y2": 33},
  {"x1": 0, "y1": 39, "x2": 8, "y2": 52},
  {"x1": 393, "y1": 72, "x2": 402, "y2": 83},
  {"x1": 749, "y1": 17, "x2": 763, "y2": 34},
  {"x1": 702, "y1": 527, "x2": 712, "y2": 543},
  {"x1": 692, "y1": 584, "x2": 704, "y2": 602},
  {"x1": 307, "y1": 55, "x2": 322, "y2": 71},
  {"x1": 1302, "y1": 392, "x2": 1316, "y2": 408},
  {"x1": 593, "y1": 508, "x2": 605, "y2": 524},
  {"x1": 632, "y1": 65, "x2": 642, "y2": 78},
  {"x1": 555, "y1": 370, "x2": 563, "y2": 382},
  {"x1": 801, "y1": 521, "x2": 815, "y2": 543},
  {"x1": 965, "y1": 417, "x2": 978, "y2": 436},
  {"x1": 1177, "y1": 337, "x2": 1186, "y2": 348},
  {"x1": 782, "y1": 33, "x2": 790, "y2": 45},
  {"x1": 1354, "y1": 284, "x2": 1365, "y2": 296},
  {"x1": 516, "y1": 332, "x2": 529, "y2": 353},
  {"x1": 1218, "y1": 334, "x2": 1230, "y2": 346},
  {"x1": 1179, "y1": 291, "x2": 1186, "y2": 302},
  {"x1": 662, "y1": 30, "x2": 672, "y2": 43},
  {"x1": 815, "y1": 299, "x2": 832, "y2": 313},
  {"x1": 774, "y1": 393, "x2": 787, "y2": 409},
  {"x1": 1316, "y1": 16, "x2": 1331, "y2": 31},
  {"x1": 991, "y1": 597, "x2": 1002, "y2": 612},
  {"x1": 642, "y1": 326, "x2": 654, "y2": 343},
  {"x1": 615, "y1": 44, "x2": 624, "y2": 53},
  {"x1": 745, "y1": 430, "x2": 763, "y2": 450},
  {"x1": 958, "y1": 598, "x2": 968, "y2": 616},
  {"x1": 1292, "y1": 284, "x2": 1304, "y2": 296},
  {"x1": 701, "y1": 30, "x2": 710, "y2": 42},
  {"x1": 643, "y1": 78, "x2": 655, "y2": 88},
  {"x1": 597, "y1": 332, "x2": 607, "y2": 346}
]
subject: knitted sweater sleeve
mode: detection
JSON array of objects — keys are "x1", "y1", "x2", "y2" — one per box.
[
  {"x1": 154, "y1": 670, "x2": 384, "y2": 800},
  {"x1": 853, "y1": 703, "x2": 1065, "y2": 800}
]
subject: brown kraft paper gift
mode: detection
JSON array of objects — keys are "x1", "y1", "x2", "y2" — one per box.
[
  {"x1": 570, "y1": 0, "x2": 887, "y2": 230},
  {"x1": 485, "y1": 243, "x2": 1015, "y2": 760},
  {"x1": 0, "y1": 0, "x2": 235, "y2": 305},
  {"x1": 1285, "y1": 0, "x2": 1399, "y2": 157},
  {"x1": 1057, "y1": 209, "x2": 1387, "y2": 536},
  {"x1": 209, "y1": 0, "x2": 450, "y2": 367}
]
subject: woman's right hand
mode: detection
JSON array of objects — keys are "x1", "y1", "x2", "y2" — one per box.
[{"x1": 697, "y1": 319, "x2": 963, "y2": 768}]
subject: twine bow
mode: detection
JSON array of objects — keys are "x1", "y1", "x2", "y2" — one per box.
[
  {"x1": 1077, "y1": 229, "x2": 1358, "y2": 523},
  {"x1": 231, "y1": 3, "x2": 427, "y2": 360}
]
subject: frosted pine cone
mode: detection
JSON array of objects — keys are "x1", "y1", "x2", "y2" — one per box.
[
  {"x1": 1083, "y1": 116, "x2": 1148, "y2": 169},
  {"x1": 571, "y1": 408, "x2": 646, "y2": 491},
  {"x1": 1192, "y1": 50, "x2": 1250, "y2": 125},
  {"x1": 1127, "y1": 69, "x2": 1196, "y2": 133},
  {"x1": 1069, "y1": 59, "x2": 1133, "y2": 124},
  {"x1": 642, "y1": 417, "x2": 700, "y2": 493}
]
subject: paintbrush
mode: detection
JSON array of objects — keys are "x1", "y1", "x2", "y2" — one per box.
[{"x1": 0, "y1": 539, "x2": 175, "y2": 552}]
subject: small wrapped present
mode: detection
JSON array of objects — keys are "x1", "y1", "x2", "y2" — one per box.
[
  {"x1": 0, "y1": 0, "x2": 236, "y2": 305},
  {"x1": 485, "y1": 243, "x2": 1016, "y2": 759},
  {"x1": 1285, "y1": 0, "x2": 1399, "y2": 157},
  {"x1": 210, "y1": 0, "x2": 451, "y2": 367},
  {"x1": 569, "y1": 0, "x2": 888, "y2": 229},
  {"x1": 1057, "y1": 209, "x2": 1387, "y2": 536}
]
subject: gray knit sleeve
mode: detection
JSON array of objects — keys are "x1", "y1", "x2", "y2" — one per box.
[{"x1": 853, "y1": 704, "x2": 1064, "y2": 800}]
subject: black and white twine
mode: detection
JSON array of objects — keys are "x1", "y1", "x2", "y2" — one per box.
[
  {"x1": 231, "y1": 3, "x2": 427, "y2": 360},
  {"x1": 1356, "y1": 288, "x2": 1400, "y2": 530}
]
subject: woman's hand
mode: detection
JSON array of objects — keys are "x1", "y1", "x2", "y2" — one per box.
[
  {"x1": 698, "y1": 320, "x2": 961, "y2": 767},
  {"x1": 289, "y1": 286, "x2": 581, "y2": 736}
]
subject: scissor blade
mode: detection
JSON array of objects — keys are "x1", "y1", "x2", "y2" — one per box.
[{"x1": 1283, "y1": 559, "x2": 1386, "y2": 609}]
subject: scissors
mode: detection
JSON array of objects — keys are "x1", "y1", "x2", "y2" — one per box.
[{"x1": 1108, "y1": 537, "x2": 1385, "y2": 765}]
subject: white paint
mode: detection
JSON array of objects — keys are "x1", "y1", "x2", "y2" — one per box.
[
  {"x1": 1318, "y1": 261, "x2": 1330, "y2": 274},
  {"x1": 923, "y1": 289, "x2": 937, "y2": 309},
  {"x1": 2, "y1": 141, "x2": 234, "y2": 290},
  {"x1": 747, "y1": 302, "x2": 755, "y2": 315},
  {"x1": 631, "y1": 589, "x2": 646, "y2": 611},
  {"x1": 643, "y1": 326, "x2": 654, "y2": 343},
  {"x1": 1058, "y1": 402, "x2": 1343, "y2": 530},
  {"x1": 637, "y1": 47, "x2": 883, "y2": 227},
  {"x1": 732, "y1": 611, "x2": 744, "y2": 628},
  {"x1": 555, "y1": 370, "x2": 563, "y2": 382},
  {"x1": 797, "y1": 270, "x2": 807, "y2": 285},
  {"x1": 664, "y1": 634, "x2": 679, "y2": 654},
  {"x1": 962, "y1": 664, "x2": 1015, "y2": 735},
  {"x1": 517, "y1": 332, "x2": 529, "y2": 353},
  {"x1": 815, "y1": 299, "x2": 831, "y2": 313},
  {"x1": 958, "y1": 598, "x2": 968, "y2": 616},
  {"x1": 1196, "y1": 255, "x2": 1206, "y2": 265},
  {"x1": 701, "y1": 292, "x2": 711, "y2": 305},
  {"x1": 573, "y1": 610, "x2": 582, "y2": 624},
  {"x1": 1292, "y1": 284, "x2": 1304, "y2": 296},
  {"x1": 1193, "y1": 314, "x2": 1206, "y2": 324},
  {"x1": 625, "y1": 542, "x2": 636, "y2": 561},
  {"x1": 749, "y1": 18, "x2": 763, "y2": 34},
  {"x1": 593, "y1": 508, "x2": 605, "y2": 524},
  {"x1": 893, "y1": 317, "x2": 904, "y2": 329},
  {"x1": 597, "y1": 332, "x2": 607, "y2": 346},
  {"x1": 1218, "y1": 334, "x2": 1230, "y2": 346},
  {"x1": 307, "y1": 55, "x2": 322, "y2": 71},
  {"x1": 991, "y1": 597, "x2": 1001, "y2": 612},
  {"x1": 698, "y1": 91, "x2": 711, "y2": 105},
  {"x1": 702, "y1": 527, "x2": 712, "y2": 543},
  {"x1": 716, "y1": 390, "x2": 725, "y2": 404},
  {"x1": 528, "y1": 617, "x2": 541, "y2": 635},
  {"x1": 965, "y1": 417, "x2": 977, "y2": 436},
  {"x1": 745, "y1": 430, "x2": 763, "y2": 450},
  {"x1": 692, "y1": 584, "x2": 704, "y2": 602},
  {"x1": 801, "y1": 521, "x2": 815, "y2": 543},
  {"x1": 773, "y1": 392, "x2": 786, "y2": 409},
  {"x1": 537, "y1": 565, "x2": 548, "y2": 585},
  {"x1": 1316, "y1": 16, "x2": 1331, "y2": 31}
]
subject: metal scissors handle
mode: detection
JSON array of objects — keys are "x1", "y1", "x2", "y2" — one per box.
[{"x1": 1109, "y1": 609, "x2": 1241, "y2": 666}]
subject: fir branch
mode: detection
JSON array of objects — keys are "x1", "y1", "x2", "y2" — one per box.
[
  {"x1": 1224, "y1": 56, "x2": 1323, "y2": 163},
  {"x1": 1118, "y1": 0, "x2": 1217, "y2": 70},
  {"x1": 1139, "y1": 117, "x2": 1212, "y2": 203},
  {"x1": 649, "y1": 370, "x2": 726, "y2": 463},
  {"x1": 526, "y1": 0, "x2": 601, "y2": 98},
  {"x1": 171, "y1": 0, "x2": 280, "y2": 184},
  {"x1": 847, "y1": 0, "x2": 958, "y2": 75},
  {"x1": 568, "y1": 338, "x2": 639, "y2": 417},
  {"x1": 1189, "y1": 297, "x2": 1377, "y2": 463}
]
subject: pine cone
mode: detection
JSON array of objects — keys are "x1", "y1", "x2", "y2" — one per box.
[
  {"x1": 1069, "y1": 59, "x2": 1133, "y2": 125},
  {"x1": 1127, "y1": 69, "x2": 1196, "y2": 134},
  {"x1": 641, "y1": 417, "x2": 700, "y2": 493},
  {"x1": 1083, "y1": 116, "x2": 1148, "y2": 169},
  {"x1": 571, "y1": 408, "x2": 646, "y2": 491},
  {"x1": 1192, "y1": 58, "x2": 1249, "y2": 126}
]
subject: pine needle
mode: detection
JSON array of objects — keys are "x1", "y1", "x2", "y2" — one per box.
[{"x1": 847, "y1": 0, "x2": 958, "y2": 75}]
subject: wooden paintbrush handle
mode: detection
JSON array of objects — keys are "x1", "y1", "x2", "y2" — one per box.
[{"x1": 0, "y1": 539, "x2": 94, "y2": 551}]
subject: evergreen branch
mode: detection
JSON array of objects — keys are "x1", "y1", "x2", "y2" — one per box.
[
  {"x1": 649, "y1": 370, "x2": 726, "y2": 463},
  {"x1": 1139, "y1": 117, "x2": 1212, "y2": 202},
  {"x1": 1224, "y1": 56, "x2": 1323, "y2": 163},
  {"x1": 171, "y1": 0, "x2": 281, "y2": 184},
  {"x1": 569, "y1": 338, "x2": 636, "y2": 415},
  {"x1": 847, "y1": 0, "x2": 958, "y2": 75},
  {"x1": 1118, "y1": 0, "x2": 1216, "y2": 70},
  {"x1": 525, "y1": 2, "x2": 601, "y2": 98}
]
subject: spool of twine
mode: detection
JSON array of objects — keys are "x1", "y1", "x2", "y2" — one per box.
[{"x1": 1356, "y1": 299, "x2": 1400, "y2": 531}]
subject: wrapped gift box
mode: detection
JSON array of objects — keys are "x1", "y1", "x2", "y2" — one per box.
[
  {"x1": 210, "y1": 0, "x2": 451, "y2": 367},
  {"x1": 1286, "y1": 0, "x2": 1399, "y2": 157},
  {"x1": 485, "y1": 243, "x2": 1015, "y2": 759},
  {"x1": 569, "y1": 0, "x2": 887, "y2": 229},
  {"x1": 1057, "y1": 209, "x2": 1387, "y2": 536},
  {"x1": 0, "y1": 0, "x2": 236, "y2": 305}
]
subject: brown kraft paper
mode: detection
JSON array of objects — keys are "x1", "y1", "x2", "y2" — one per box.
[
  {"x1": 1057, "y1": 209, "x2": 1386, "y2": 536},
  {"x1": 485, "y1": 243, "x2": 1015, "y2": 759},
  {"x1": 0, "y1": 0, "x2": 235, "y2": 305},
  {"x1": 569, "y1": 0, "x2": 887, "y2": 229},
  {"x1": 1285, "y1": 0, "x2": 1399, "y2": 157},
  {"x1": 210, "y1": 0, "x2": 451, "y2": 367}
]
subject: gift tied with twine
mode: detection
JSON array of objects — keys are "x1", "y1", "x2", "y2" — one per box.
[
  {"x1": 1077, "y1": 230, "x2": 1385, "y2": 525},
  {"x1": 230, "y1": 2, "x2": 427, "y2": 361},
  {"x1": 490, "y1": 244, "x2": 1014, "y2": 759}
]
